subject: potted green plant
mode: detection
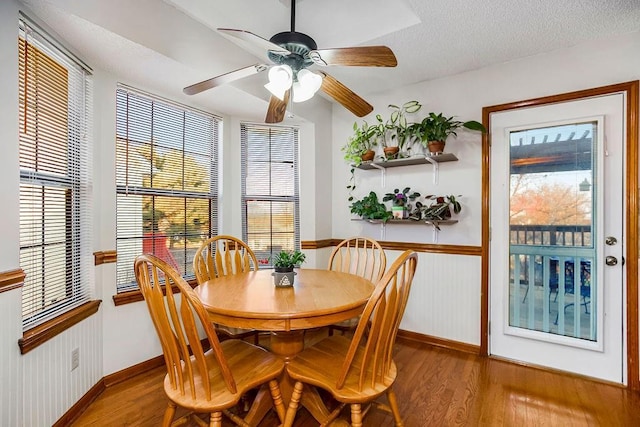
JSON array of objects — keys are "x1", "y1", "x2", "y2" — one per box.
[
  {"x1": 416, "y1": 112, "x2": 486, "y2": 155},
  {"x1": 387, "y1": 101, "x2": 421, "y2": 157},
  {"x1": 343, "y1": 120, "x2": 378, "y2": 201},
  {"x1": 373, "y1": 113, "x2": 397, "y2": 159},
  {"x1": 272, "y1": 250, "x2": 306, "y2": 287},
  {"x1": 349, "y1": 191, "x2": 393, "y2": 222},
  {"x1": 383, "y1": 187, "x2": 421, "y2": 219},
  {"x1": 418, "y1": 194, "x2": 462, "y2": 229},
  {"x1": 342, "y1": 120, "x2": 377, "y2": 166},
  {"x1": 374, "y1": 101, "x2": 422, "y2": 160}
]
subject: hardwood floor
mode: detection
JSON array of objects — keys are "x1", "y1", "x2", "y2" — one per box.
[{"x1": 72, "y1": 331, "x2": 640, "y2": 426}]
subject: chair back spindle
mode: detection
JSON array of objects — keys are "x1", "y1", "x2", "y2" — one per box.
[
  {"x1": 329, "y1": 237, "x2": 386, "y2": 283},
  {"x1": 194, "y1": 235, "x2": 258, "y2": 282}
]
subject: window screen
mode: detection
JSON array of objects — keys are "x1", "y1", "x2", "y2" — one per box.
[
  {"x1": 18, "y1": 16, "x2": 93, "y2": 330},
  {"x1": 241, "y1": 123, "x2": 300, "y2": 265},
  {"x1": 115, "y1": 86, "x2": 219, "y2": 292}
]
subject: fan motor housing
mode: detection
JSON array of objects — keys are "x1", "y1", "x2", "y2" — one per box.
[{"x1": 269, "y1": 31, "x2": 317, "y2": 71}]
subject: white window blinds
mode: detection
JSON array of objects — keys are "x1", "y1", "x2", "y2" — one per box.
[
  {"x1": 115, "y1": 86, "x2": 219, "y2": 292},
  {"x1": 241, "y1": 123, "x2": 300, "y2": 265},
  {"x1": 18, "y1": 16, "x2": 93, "y2": 330}
]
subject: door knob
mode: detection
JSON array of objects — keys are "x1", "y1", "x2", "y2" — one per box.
[
  {"x1": 605, "y1": 256, "x2": 618, "y2": 266},
  {"x1": 605, "y1": 236, "x2": 617, "y2": 246}
]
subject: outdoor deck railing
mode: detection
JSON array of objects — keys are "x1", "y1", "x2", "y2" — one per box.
[{"x1": 509, "y1": 224, "x2": 594, "y2": 340}]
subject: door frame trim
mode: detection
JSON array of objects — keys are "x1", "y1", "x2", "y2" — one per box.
[{"x1": 480, "y1": 81, "x2": 639, "y2": 389}]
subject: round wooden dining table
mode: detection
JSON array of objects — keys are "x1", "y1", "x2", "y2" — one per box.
[{"x1": 194, "y1": 268, "x2": 375, "y2": 424}]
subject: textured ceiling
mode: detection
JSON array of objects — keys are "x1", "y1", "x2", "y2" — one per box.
[{"x1": 19, "y1": 0, "x2": 640, "y2": 122}]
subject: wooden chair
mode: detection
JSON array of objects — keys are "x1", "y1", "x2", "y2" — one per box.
[
  {"x1": 283, "y1": 250, "x2": 418, "y2": 427},
  {"x1": 134, "y1": 254, "x2": 286, "y2": 427},
  {"x1": 327, "y1": 237, "x2": 386, "y2": 336},
  {"x1": 193, "y1": 235, "x2": 260, "y2": 344}
]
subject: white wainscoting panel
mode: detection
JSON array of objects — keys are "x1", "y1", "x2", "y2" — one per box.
[
  {"x1": 0, "y1": 289, "x2": 23, "y2": 427},
  {"x1": 21, "y1": 311, "x2": 103, "y2": 426},
  {"x1": 398, "y1": 251, "x2": 482, "y2": 345}
]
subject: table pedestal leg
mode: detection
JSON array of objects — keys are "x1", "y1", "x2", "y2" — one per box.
[{"x1": 269, "y1": 330, "x2": 305, "y2": 362}]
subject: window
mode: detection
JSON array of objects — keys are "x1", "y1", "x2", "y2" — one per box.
[
  {"x1": 18, "y1": 16, "x2": 93, "y2": 330},
  {"x1": 115, "y1": 86, "x2": 219, "y2": 292},
  {"x1": 241, "y1": 123, "x2": 300, "y2": 265}
]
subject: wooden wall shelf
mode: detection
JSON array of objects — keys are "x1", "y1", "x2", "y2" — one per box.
[
  {"x1": 355, "y1": 153, "x2": 458, "y2": 170},
  {"x1": 355, "y1": 153, "x2": 458, "y2": 186},
  {"x1": 356, "y1": 218, "x2": 458, "y2": 226},
  {"x1": 352, "y1": 218, "x2": 458, "y2": 242}
]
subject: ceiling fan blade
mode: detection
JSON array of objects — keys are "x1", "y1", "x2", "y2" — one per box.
[
  {"x1": 319, "y1": 72, "x2": 373, "y2": 117},
  {"x1": 265, "y1": 90, "x2": 291, "y2": 124},
  {"x1": 309, "y1": 46, "x2": 397, "y2": 67},
  {"x1": 184, "y1": 64, "x2": 268, "y2": 95},
  {"x1": 217, "y1": 28, "x2": 290, "y2": 60}
]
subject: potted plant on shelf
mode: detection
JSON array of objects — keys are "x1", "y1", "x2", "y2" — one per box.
[
  {"x1": 415, "y1": 112, "x2": 486, "y2": 155},
  {"x1": 416, "y1": 194, "x2": 462, "y2": 229},
  {"x1": 342, "y1": 120, "x2": 377, "y2": 166},
  {"x1": 383, "y1": 187, "x2": 421, "y2": 219},
  {"x1": 349, "y1": 191, "x2": 393, "y2": 222},
  {"x1": 272, "y1": 250, "x2": 306, "y2": 287},
  {"x1": 374, "y1": 101, "x2": 423, "y2": 160},
  {"x1": 373, "y1": 113, "x2": 398, "y2": 160},
  {"x1": 343, "y1": 120, "x2": 378, "y2": 201},
  {"x1": 387, "y1": 101, "x2": 422, "y2": 157}
]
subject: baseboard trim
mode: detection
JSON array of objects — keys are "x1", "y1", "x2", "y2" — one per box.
[
  {"x1": 397, "y1": 329, "x2": 481, "y2": 354},
  {"x1": 52, "y1": 379, "x2": 106, "y2": 427},
  {"x1": 53, "y1": 356, "x2": 165, "y2": 426},
  {"x1": 103, "y1": 354, "x2": 166, "y2": 387}
]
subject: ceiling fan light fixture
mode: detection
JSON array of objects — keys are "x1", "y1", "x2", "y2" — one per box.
[
  {"x1": 264, "y1": 64, "x2": 293, "y2": 100},
  {"x1": 292, "y1": 69, "x2": 322, "y2": 103}
]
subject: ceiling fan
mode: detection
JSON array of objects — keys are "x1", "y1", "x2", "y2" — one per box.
[{"x1": 183, "y1": 0, "x2": 398, "y2": 123}]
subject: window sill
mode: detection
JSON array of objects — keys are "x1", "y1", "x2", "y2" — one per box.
[
  {"x1": 112, "y1": 279, "x2": 197, "y2": 306},
  {"x1": 18, "y1": 300, "x2": 102, "y2": 355}
]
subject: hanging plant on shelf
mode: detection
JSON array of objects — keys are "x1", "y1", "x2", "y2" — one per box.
[{"x1": 342, "y1": 120, "x2": 378, "y2": 201}]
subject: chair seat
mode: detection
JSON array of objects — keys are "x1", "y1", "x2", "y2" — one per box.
[
  {"x1": 164, "y1": 339, "x2": 284, "y2": 412},
  {"x1": 286, "y1": 335, "x2": 396, "y2": 403}
]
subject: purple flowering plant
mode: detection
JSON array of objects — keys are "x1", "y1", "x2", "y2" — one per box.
[{"x1": 383, "y1": 187, "x2": 421, "y2": 207}]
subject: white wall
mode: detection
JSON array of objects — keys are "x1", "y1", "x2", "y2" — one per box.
[{"x1": 331, "y1": 30, "x2": 640, "y2": 345}]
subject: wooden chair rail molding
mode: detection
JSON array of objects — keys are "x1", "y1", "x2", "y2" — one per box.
[
  {"x1": 112, "y1": 279, "x2": 198, "y2": 306},
  {"x1": 0, "y1": 268, "x2": 25, "y2": 293},
  {"x1": 19, "y1": 300, "x2": 102, "y2": 354},
  {"x1": 94, "y1": 250, "x2": 116, "y2": 265},
  {"x1": 302, "y1": 239, "x2": 482, "y2": 256}
]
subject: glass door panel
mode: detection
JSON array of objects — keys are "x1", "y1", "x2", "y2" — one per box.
[{"x1": 509, "y1": 122, "x2": 596, "y2": 341}]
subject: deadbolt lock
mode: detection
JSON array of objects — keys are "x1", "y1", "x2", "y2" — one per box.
[{"x1": 605, "y1": 236, "x2": 617, "y2": 246}]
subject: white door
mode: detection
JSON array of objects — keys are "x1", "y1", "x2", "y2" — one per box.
[{"x1": 489, "y1": 93, "x2": 625, "y2": 383}]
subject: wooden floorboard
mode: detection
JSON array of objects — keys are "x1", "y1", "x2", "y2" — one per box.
[{"x1": 71, "y1": 330, "x2": 640, "y2": 426}]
